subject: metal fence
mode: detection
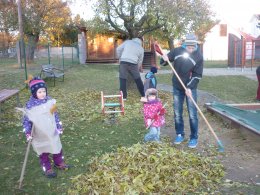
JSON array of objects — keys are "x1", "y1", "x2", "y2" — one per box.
[
  {"x1": 0, "y1": 40, "x2": 79, "y2": 90},
  {"x1": 228, "y1": 34, "x2": 260, "y2": 69}
]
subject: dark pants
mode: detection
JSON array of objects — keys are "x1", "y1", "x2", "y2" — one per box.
[
  {"x1": 173, "y1": 87, "x2": 198, "y2": 139},
  {"x1": 119, "y1": 61, "x2": 145, "y2": 98},
  {"x1": 39, "y1": 150, "x2": 64, "y2": 172},
  {"x1": 257, "y1": 75, "x2": 260, "y2": 100},
  {"x1": 256, "y1": 66, "x2": 260, "y2": 100}
]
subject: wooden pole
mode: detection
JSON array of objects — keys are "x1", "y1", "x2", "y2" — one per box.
[{"x1": 18, "y1": 126, "x2": 34, "y2": 189}]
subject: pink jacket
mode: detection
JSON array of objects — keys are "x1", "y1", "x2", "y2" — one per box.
[{"x1": 143, "y1": 100, "x2": 165, "y2": 128}]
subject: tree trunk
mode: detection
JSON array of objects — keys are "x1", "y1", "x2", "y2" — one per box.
[
  {"x1": 168, "y1": 37, "x2": 174, "y2": 50},
  {"x1": 26, "y1": 34, "x2": 39, "y2": 62},
  {"x1": 17, "y1": 0, "x2": 24, "y2": 68}
]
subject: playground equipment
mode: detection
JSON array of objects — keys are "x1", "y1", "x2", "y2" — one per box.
[
  {"x1": 206, "y1": 102, "x2": 260, "y2": 136},
  {"x1": 101, "y1": 91, "x2": 124, "y2": 116}
]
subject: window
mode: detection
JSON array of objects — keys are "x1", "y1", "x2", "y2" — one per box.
[{"x1": 220, "y1": 24, "x2": 227, "y2": 37}]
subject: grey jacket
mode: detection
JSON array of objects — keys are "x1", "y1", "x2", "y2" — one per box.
[{"x1": 116, "y1": 38, "x2": 144, "y2": 66}]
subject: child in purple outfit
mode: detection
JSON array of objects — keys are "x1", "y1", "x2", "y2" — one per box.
[{"x1": 23, "y1": 76, "x2": 70, "y2": 178}]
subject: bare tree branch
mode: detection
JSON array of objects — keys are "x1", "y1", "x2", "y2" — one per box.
[
  {"x1": 105, "y1": 14, "x2": 128, "y2": 36},
  {"x1": 139, "y1": 23, "x2": 163, "y2": 36}
]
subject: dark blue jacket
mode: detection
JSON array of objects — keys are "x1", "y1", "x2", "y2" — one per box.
[
  {"x1": 144, "y1": 72, "x2": 157, "y2": 92},
  {"x1": 160, "y1": 46, "x2": 203, "y2": 90}
]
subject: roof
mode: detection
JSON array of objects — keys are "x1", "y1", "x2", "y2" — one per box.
[{"x1": 237, "y1": 30, "x2": 256, "y2": 41}]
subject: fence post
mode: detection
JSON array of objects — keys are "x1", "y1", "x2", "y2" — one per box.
[
  {"x1": 62, "y1": 46, "x2": 64, "y2": 70},
  {"x1": 48, "y1": 42, "x2": 51, "y2": 64},
  {"x1": 22, "y1": 40, "x2": 28, "y2": 80},
  {"x1": 77, "y1": 44, "x2": 79, "y2": 59},
  {"x1": 251, "y1": 40, "x2": 254, "y2": 70},
  {"x1": 72, "y1": 46, "x2": 74, "y2": 65},
  {"x1": 19, "y1": 40, "x2": 23, "y2": 68}
]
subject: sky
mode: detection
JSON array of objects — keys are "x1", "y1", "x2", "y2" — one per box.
[
  {"x1": 210, "y1": 0, "x2": 260, "y2": 31},
  {"x1": 69, "y1": 0, "x2": 260, "y2": 32}
]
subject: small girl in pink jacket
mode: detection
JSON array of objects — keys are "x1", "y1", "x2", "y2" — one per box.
[{"x1": 142, "y1": 88, "x2": 166, "y2": 142}]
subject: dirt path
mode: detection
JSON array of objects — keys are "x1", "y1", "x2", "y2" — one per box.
[{"x1": 158, "y1": 84, "x2": 260, "y2": 189}]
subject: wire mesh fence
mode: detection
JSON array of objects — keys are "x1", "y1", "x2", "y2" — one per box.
[{"x1": 0, "y1": 39, "x2": 79, "y2": 90}]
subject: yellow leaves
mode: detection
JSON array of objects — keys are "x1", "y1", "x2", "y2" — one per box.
[
  {"x1": 24, "y1": 74, "x2": 34, "y2": 84},
  {"x1": 68, "y1": 141, "x2": 225, "y2": 194},
  {"x1": 50, "y1": 104, "x2": 57, "y2": 114}
]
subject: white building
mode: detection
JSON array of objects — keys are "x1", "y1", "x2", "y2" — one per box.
[
  {"x1": 250, "y1": 14, "x2": 260, "y2": 38},
  {"x1": 203, "y1": 21, "x2": 241, "y2": 60}
]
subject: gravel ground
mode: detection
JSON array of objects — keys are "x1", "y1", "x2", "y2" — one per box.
[
  {"x1": 156, "y1": 83, "x2": 260, "y2": 191},
  {"x1": 141, "y1": 68, "x2": 260, "y2": 192},
  {"x1": 141, "y1": 67, "x2": 258, "y2": 81}
]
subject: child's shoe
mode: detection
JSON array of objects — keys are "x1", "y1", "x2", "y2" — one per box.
[{"x1": 44, "y1": 169, "x2": 57, "y2": 178}]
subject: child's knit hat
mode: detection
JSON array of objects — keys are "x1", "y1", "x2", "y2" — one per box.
[
  {"x1": 145, "y1": 88, "x2": 158, "y2": 99},
  {"x1": 28, "y1": 76, "x2": 47, "y2": 98},
  {"x1": 151, "y1": 66, "x2": 158, "y2": 74}
]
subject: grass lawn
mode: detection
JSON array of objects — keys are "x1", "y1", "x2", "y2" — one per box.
[
  {"x1": 157, "y1": 74, "x2": 258, "y2": 103},
  {"x1": 156, "y1": 55, "x2": 227, "y2": 69},
  {"x1": 0, "y1": 64, "x2": 259, "y2": 194},
  {"x1": 204, "y1": 60, "x2": 227, "y2": 68},
  {"x1": 0, "y1": 64, "x2": 173, "y2": 194}
]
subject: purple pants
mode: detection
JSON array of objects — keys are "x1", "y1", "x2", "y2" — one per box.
[{"x1": 39, "y1": 149, "x2": 64, "y2": 172}]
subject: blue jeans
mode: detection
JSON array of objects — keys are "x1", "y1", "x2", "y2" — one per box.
[
  {"x1": 173, "y1": 87, "x2": 198, "y2": 139},
  {"x1": 144, "y1": 127, "x2": 160, "y2": 142}
]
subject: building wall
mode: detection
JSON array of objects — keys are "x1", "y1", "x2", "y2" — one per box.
[
  {"x1": 203, "y1": 23, "x2": 241, "y2": 60},
  {"x1": 250, "y1": 17, "x2": 260, "y2": 38},
  {"x1": 87, "y1": 34, "x2": 123, "y2": 60}
]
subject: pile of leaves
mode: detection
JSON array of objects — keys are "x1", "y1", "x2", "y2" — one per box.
[{"x1": 68, "y1": 142, "x2": 225, "y2": 194}]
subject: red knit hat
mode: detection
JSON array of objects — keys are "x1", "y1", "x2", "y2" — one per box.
[{"x1": 28, "y1": 76, "x2": 47, "y2": 98}]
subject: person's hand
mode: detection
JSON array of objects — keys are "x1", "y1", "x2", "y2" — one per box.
[
  {"x1": 26, "y1": 133, "x2": 32, "y2": 142},
  {"x1": 159, "y1": 108, "x2": 166, "y2": 115},
  {"x1": 56, "y1": 128, "x2": 63, "y2": 135},
  {"x1": 162, "y1": 54, "x2": 169, "y2": 62},
  {"x1": 140, "y1": 97, "x2": 148, "y2": 103},
  {"x1": 139, "y1": 65, "x2": 143, "y2": 73},
  {"x1": 153, "y1": 114, "x2": 159, "y2": 120},
  {"x1": 147, "y1": 119, "x2": 152, "y2": 127},
  {"x1": 185, "y1": 88, "x2": 192, "y2": 98}
]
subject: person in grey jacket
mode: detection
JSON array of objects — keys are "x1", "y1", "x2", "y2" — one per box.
[{"x1": 116, "y1": 37, "x2": 145, "y2": 99}]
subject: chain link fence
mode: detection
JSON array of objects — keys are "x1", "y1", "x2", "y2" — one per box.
[{"x1": 0, "y1": 38, "x2": 79, "y2": 90}]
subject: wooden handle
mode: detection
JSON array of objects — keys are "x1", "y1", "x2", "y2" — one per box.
[
  {"x1": 146, "y1": 103, "x2": 167, "y2": 130},
  {"x1": 166, "y1": 59, "x2": 221, "y2": 142},
  {"x1": 19, "y1": 125, "x2": 34, "y2": 189}
]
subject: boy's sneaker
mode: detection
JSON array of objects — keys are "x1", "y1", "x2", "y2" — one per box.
[
  {"x1": 174, "y1": 134, "x2": 184, "y2": 144},
  {"x1": 188, "y1": 139, "x2": 198, "y2": 148},
  {"x1": 44, "y1": 169, "x2": 57, "y2": 178}
]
